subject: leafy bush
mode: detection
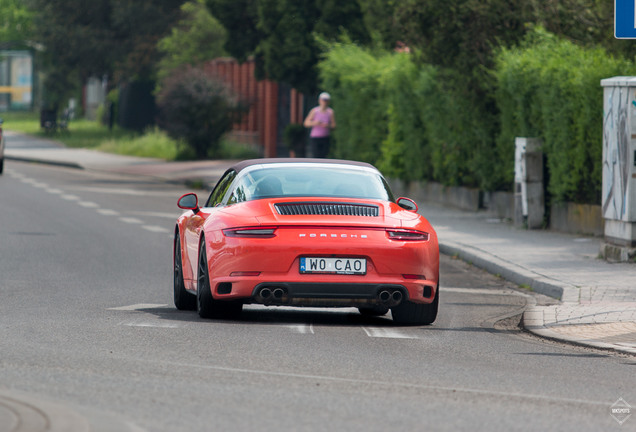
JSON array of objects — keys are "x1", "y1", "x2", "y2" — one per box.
[
  {"x1": 98, "y1": 127, "x2": 180, "y2": 159},
  {"x1": 495, "y1": 28, "x2": 636, "y2": 204},
  {"x1": 157, "y1": 66, "x2": 247, "y2": 158},
  {"x1": 283, "y1": 123, "x2": 307, "y2": 157},
  {"x1": 319, "y1": 43, "x2": 496, "y2": 187}
]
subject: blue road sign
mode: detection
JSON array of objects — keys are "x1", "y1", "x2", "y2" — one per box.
[{"x1": 616, "y1": 0, "x2": 636, "y2": 38}]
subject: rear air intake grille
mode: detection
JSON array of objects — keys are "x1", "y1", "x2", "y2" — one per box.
[{"x1": 275, "y1": 202, "x2": 379, "y2": 217}]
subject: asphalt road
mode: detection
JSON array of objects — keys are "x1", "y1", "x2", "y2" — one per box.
[{"x1": 1, "y1": 160, "x2": 635, "y2": 432}]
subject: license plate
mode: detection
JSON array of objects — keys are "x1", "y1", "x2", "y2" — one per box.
[{"x1": 300, "y1": 257, "x2": 367, "y2": 275}]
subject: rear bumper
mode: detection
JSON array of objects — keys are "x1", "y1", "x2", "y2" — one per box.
[
  {"x1": 208, "y1": 276, "x2": 437, "y2": 307},
  {"x1": 201, "y1": 225, "x2": 439, "y2": 306},
  {"x1": 251, "y1": 282, "x2": 408, "y2": 307}
]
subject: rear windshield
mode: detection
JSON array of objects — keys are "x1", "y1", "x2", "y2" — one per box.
[{"x1": 226, "y1": 166, "x2": 394, "y2": 204}]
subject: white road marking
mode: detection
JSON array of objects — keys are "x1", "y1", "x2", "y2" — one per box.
[
  {"x1": 78, "y1": 201, "x2": 99, "y2": 208},
  {"x1": 70, "y1": 186, "x2": 177, "y2": 197},
  {"x1": 119, "y1": 217, "x2": 143, "y2": 224},
  {"x1": 121, "y1": 321, "x2": 180, "y2": 329},
  {"x1": 97, "y1": 209, "x2": 120, "y2": 216},
  {"x1": 108, "y1": 303, "x2": 169, "y2": 311},
  {"x1": 45, "y1": 188, "x2": 63, "y2": 194},
  {"x1": 130, "y1": 211, "x2": 180, "y2": 219},
  {"x1": 143, "y1": 225, "x2": 170, "y2": 233},
  {"x1": 61, "y1": 194, "x2": 80, "y2": 201},
  {"x1": 31, "y1": 182, "x2": 48, "y2": 188},
  {"x1": 362, "y1": 327, "x2": 418, "y2": 339},
  {"x1": 443, "y1": 287, "x2": 527, "y2": 296},
  {"x1": 285, "y1": 324, "x2": 314, "y2": 334}
]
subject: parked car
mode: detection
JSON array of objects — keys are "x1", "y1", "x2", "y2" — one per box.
[
  {"x1": 0, "y1": 118, "x2": 4, "y2": 174},
  {"x1": 173, "y1": 159, "x2": 440, "y2": 325}
]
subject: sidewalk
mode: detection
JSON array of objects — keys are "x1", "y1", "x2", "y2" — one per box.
[
  {"x1": 3, "y1": 130, "x2": 235, "y2": 186},
  {"x1": 5, "y1": 131, "x2": 636, "y2": 355},
  {"x1": 422, "y1": 203, "x2": 636, "y2": 354}
]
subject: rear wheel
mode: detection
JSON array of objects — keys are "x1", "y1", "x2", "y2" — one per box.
[
  {"x1": 0, "y1": 158, "x2": 4, "y2": 174},
  {"x1": 174, "y1": 232, "x2": 196, "y2": 311},
  {"x1": 358, "y1": 306, "x2": 389, "y2": 317},
  {"x1": 197, "y1": 238, "x2": 242, "y2": 319},
  {"x1": 391, "y1": 285, "x2": 439, "y2": 326}
]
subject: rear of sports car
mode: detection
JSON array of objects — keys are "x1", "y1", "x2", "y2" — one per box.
[{"x1": 203, "y1": 198, "x2": 439, "y2": 323}]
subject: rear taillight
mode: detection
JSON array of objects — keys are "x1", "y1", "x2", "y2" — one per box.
[
  {"x1": 230, "y1": 271, "x2": 261, "y2": 277},
  {"x1": 386, "y1": 229, "x2": 429, "y2": 241},
  {"x1": 403, "y1": 274, "x2": 426, "y2": 280},
  {"x1": 223, "y1": 227, "x2": 277, "y2": 238}
]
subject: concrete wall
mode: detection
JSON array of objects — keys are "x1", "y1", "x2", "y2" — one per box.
[
  {"x1": 388, "y1": 179, "x2": 481, "y2": 212},
  {"x1": 550, "y1": 202, "x2": 603, "y2": 236},
  {"x1": 389, "y1": 178, "x2": 603, "y2": 236}
]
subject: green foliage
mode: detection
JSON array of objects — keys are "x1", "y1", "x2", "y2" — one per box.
[
  {"x1": 30, "y1": 0, "x2": 182, "y2": 107},
  {"x1": 495, "y1": 28, "x2": 636, "y2": 204},
  {"x1": 319, "y1": 43, "x2": 497, "y2": 187},
  {"x1": 283, "y1": 123, "x2": 307, "y2": 155},
  {"x1": 0, "y1": 0, "x2": 34, "y2": 44},
  {"x1": 98, "y1": 127, "x2": 179, "y2": 160},
  {"x1": 156, "y1": 66, "x2": 248, "y2": 159},
  {"x1": 209, "y1": 0, "x2": 368, "y2": 93},
  {"x1": 156, "y1": 0, "x2": 226, "y2": 83},
  {"x1": 206, "y1": 0, "x2": 261, "y2": 63}
]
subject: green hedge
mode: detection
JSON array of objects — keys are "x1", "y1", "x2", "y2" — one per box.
[
  {"x1": 319, "y1": 43, "x2": 499, "y2": 188},
  {"x1": 495, "y1": 28, "x2": 636, "y2": 204},
  {"x1": 319, "y1": 32, "x2": 635, "y2": 204}
]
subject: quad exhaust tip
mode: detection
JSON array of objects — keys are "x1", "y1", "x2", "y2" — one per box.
[
  {"x1": 259, "y1": 288, "x2": 272, "y2": 300},
  {"x1": 379, "y1": 289, "x2": 403, "y2": 306}
]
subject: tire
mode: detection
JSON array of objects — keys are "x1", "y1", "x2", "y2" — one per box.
[
  {"x1": 0, "y1": 158, "x2": 4, "y2": 174},
  {"x1": 358, "y1": 306, "x2": 389, "y2": 317},
  {"x1": 391, "y1": 285, "x2": 439, "y2": 326},
  {"x1": 197, "y1": 237, "x2": 242, "y2": 319},
  {"x1": 174, "y1": 232, "x2": 196, "y2": 311}
]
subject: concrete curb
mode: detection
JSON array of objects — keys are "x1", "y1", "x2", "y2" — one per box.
[
  {"x1": 440, "y1": 240, "x2": 636, "y2": 356},
  {"x1": 5, "y1": 154, "x2": 83, "y2": 170},
  {"x1": 439, "y1": 240, "x2": 579, "y2": 301},
  {"x1": 523, "y1": 309, "x2": 636, "y2": 355}
]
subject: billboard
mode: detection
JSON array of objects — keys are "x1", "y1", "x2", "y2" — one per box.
[{"x1": 0, "y1": 50, "x2": 33, "y2": 111}]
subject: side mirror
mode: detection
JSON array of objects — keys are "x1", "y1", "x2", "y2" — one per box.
[
  {"x1": 178, "y1": 193, "x2": 199, "y2": 213},
  {"x1": 397, "y1": 197, "x2": 418, "y2": 212}
]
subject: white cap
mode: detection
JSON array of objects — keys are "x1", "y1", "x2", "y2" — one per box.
[{"x1": 319, "y1": 92, "x2": 331, "y2": 101}]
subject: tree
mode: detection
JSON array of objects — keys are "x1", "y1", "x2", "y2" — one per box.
[
  {"x1": 157, "y1": 66, "x2": 247, "y2": 158},
  {"x1": 0, "y1": 0, "x2": 34, "y2": 46},
  {"x1": 156, "y1": 0, "x2": 227, "y2": 83},
  {"x1": 207, "y1": 0, "x2": 369, "y2": 93},
  {"x1": 205, "y1": 0, "x2": 260, "y2": 63},
  {"x1": 30, "y1": 0, "x2": 182, "y2": 117}
]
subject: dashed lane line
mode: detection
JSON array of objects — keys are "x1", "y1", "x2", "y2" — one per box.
[
  {"x1": 142, "y1": 225, "x2": 170, "y2": 233},
  {"x1": 362, "y1": 327, "x2": 419, "y2": 339},
  {"x1": 60, "y1": 194, "x2": 80, "y2": 201},
  {"x1": 78, "y1": 201, "x2": 99, "y2": 208},
  {"x1": 120, "y1": 320, "x2": 181, "y2": 329},
  {"x1": 45, "y1": 188, "x2": 63, "y2": 194},
  {"x1": 96, "y1": 209, "x2": 120, "y2": 216},
  {"x1": 119, "y1": 217, "x2": 143, "y2": 224},
  {"x1": 108, "y1": 303, "x2": 169, "y2": 311},
  {"x1": 285, "y1": 324, "x2": 315, "y2": 334}
]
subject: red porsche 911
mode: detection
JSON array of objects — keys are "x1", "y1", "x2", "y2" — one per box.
[{"x1": 174, "y1": 159, "x2": 439, "y2": 325}]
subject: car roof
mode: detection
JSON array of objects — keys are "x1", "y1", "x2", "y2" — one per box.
[{"x1": 229, "y1": 158, "x2": 377, "y2": 174}]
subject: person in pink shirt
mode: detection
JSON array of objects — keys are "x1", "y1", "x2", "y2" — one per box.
[{"x1": 304, "y1": 92, "x2": 336, "y2": 158}]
